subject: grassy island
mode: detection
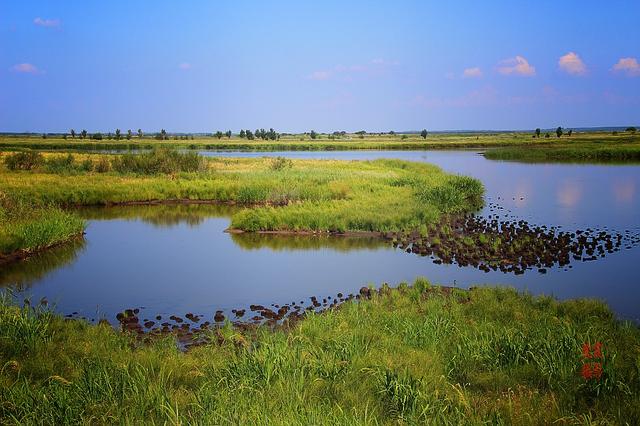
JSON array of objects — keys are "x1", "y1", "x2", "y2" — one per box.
[{"x1": 0, "y1": 150, "x2": 483, "y2": 261}]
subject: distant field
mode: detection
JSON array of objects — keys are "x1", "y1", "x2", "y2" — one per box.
[{"x1": 2, "y1": 131, "x2": 638, "y2": 153}]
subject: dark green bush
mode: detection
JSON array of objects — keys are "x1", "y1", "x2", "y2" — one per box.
[{"x1": 3, "y1": 151, "x2": 44, "y2": 171}]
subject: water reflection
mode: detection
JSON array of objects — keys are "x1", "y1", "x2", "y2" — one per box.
[
  {"x1": 0, "y1": 239, "x2": 86, "y2": 290},
  {"x1": 2, "y1": 150, "x2": 639, "y2": 323},
  {"x1": 556, "y1": 179, "x2": 583, "y2": 208},
  {"x1": 78, "y1": 204, "x2": 240, "y2": 227},
  {"x1": 613, "y1": 179, "x2": 635, "y2": 204},
  {"x1": 231, "y1": 232, "x2": 386, "y2": 251}
]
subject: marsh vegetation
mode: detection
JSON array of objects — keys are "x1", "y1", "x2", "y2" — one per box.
[{"x1": 1, "y1": 280, "x2": 639, "y2": 424}]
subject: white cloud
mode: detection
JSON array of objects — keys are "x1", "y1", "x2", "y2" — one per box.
[
  {"x1": 497, "y1": 56, "x2": 536, "y2": 76},
  {"x1": 558, "y1": 52, "x2": 587, "y2": 76},
  {"x1": 10, "y1": 63, "x2": 41, "y2": 74},
  {"x1": 611, "y1": 57, "x2": 640, "y2": 77},
  {"x1": 33, "y1": 17, "x2": 60, "y2": 28},
  {"x1": 462, "y1": 67, "x2": 483, "y2": 78},
  {"x1": 178, "y1": 62, "x2": 192, "y2": 70}
]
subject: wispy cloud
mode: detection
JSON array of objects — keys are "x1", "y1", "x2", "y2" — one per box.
[
  {"x1": 33, "y1": 17, "x2": 60, "y2": 28},
  {"x1": 178, "y1": 62, "x2": 192, "y2": 71},
  {"x1": 306, "y1": 58, "x2": 397, "y2": 81},
  {"x1": 410, "y1": 86, "x2": 498, "y2": 108},
  {"x1": 409, "y1": 85, "x2": 588, "y2": 110},
  {"x1": 558, "y1": 52, "x2": 587, "y2": 76},
  {"x1": 497, "y1": 56, "x2": 536, "y2": 77},
  {"x1": 611, "y1": 57, "x2": 640, "y2": 77},
  {"x1": 307, "y1": 70, "x2": 331, "y2": 80},
  {"x1": 462, "y1": 67, "x2": 483, "y2": 78},
  {"x1": 10, "y1": 63, "x2": 42, "y2": 74}
]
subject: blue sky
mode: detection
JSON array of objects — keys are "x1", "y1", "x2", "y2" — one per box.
[{"x1": 1, "y1": 0, "x2": 639, "y2": 133}]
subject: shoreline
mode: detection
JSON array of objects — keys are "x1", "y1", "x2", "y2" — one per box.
[{"x1": 0, "y1": 232, "x2": 85, "y2": 266}]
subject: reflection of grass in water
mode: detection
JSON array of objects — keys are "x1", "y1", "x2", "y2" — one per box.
[
  {"x1": 231, "y1": 232, "x2": 387, "y2": 252},
  {"x1": 0, "y1": 238, "x2": 86, "y2": 290},
  {"x1": 76, "y1": 204, "x2": 240, "y2": 228}
]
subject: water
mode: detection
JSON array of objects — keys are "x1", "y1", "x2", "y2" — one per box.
[{"x1": 2, "y1": 151, "x2": 639, "y2": 323}]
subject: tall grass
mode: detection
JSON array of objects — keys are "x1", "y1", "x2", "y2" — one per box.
[
  {"x1": 111, "y1": 148, "x2": 206, "y2": 174},
  {"x1": 485, "y1": 140, "x2": 640, "y2": 162},
  {"x1": 0, "y1": 280, "x2": 638, "y2": 424},
  {"x1": 1, "y1": 154, "x2": 484, "y2": 237},
  {"x1": 0, "y1": 194, "x2": 85, "y2": 256}
]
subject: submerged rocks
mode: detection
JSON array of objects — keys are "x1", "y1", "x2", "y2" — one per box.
[{"x1": 385, "y1": 213, "x2": 640, "y2": 276}]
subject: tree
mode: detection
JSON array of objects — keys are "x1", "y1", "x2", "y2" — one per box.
[
  {"x1": 115, "y1": 129, "x2": 121, "y2": 140},
  {"x1": 567, "y1": 129, "x2": 573, "y2": 137},
  {"x1": 42, "y1": 133, "x2": 47, "y2": 139},
  {"x1": 239, "y1": 129, "x2": 246, "y2": 138},
  {"x1": 155, "y1": 129, "x2": 167, "y2": 140},
  {"x1": 246, "y1": 130, "x2": 255, "y2": 140},
  {"x1": 544, "y1": 132, "x2": 550, "y2": 138},
  {"x1": 127, "y1": 129, "x2": 132, "y2": 140},
  {"x1": 626, "y1": 127, "x2": 637, "y2": 134},
  {"x1": 535, "y1": 128, "x2": 541, "y2": 138},
  {"x1": 420, "y1": 129, "x2": 428, "y2": 139},
  {"x1": 556, "y1": 127, "x2": 563, "y2": 138},
  {"x1": 81, "y1": 129, "x2": 88, "y2": 139},
  {"x1": 309, "y1": 130, "x2": 318, "y2": 140},
  {"x1": 225, "y1": 130, "x2": 232, "y2": 139},
  {"x1": 389, "y1": 130, "x2": 395, "y2": 136},
  {"x1": 137, "y1": 129, "x2": 143, "y2": 139},
  {"x1": 70, "y1": 129, "x2": 76, "y2": 139},
  {"x1": 91, "y1": 132, "x2": 103, "y2": 140},
  {"x1": 215, "y1": 131, "x2": 223, "y2": 139},
  {"x1": 355, "y1": 130, "x2": 366, "y2": 135}
]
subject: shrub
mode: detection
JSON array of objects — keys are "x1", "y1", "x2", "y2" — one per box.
[
  {"x1": 111, "y1": 148, "x2": 205, "y2": 174},
  {"x1": 3, "y1": 151, "x2": 44, "y2": 171},
  {"x1": 269, "y1": 156, "x2": 292, "y2": 171},
  {"x1": 94, "y1": 157, "x2": 112, "y2": 173},
  {"x1": 44, "y1": 154, "x2": 76, "y2": 173}
]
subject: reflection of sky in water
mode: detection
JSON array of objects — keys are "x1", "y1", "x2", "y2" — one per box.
[
  {"x1": 3, "y1": 151, "x2": 640, "y2": 323},
  {"x1": 613, "y1": 179, "x2": 635, "y2": 204}
]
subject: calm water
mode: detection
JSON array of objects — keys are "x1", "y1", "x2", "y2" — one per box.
[{"x1": 2, "y1": 151, "x2": 639, "y2": 323}]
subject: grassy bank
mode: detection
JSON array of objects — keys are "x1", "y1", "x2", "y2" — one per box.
[
  {"x1": 2, "y1": 131, "x2": 637, "y2": 153},
  {"x1": 1, "y1": 280, "x2": 639, "y2": 424},
  {"x1": 485, "y1": 138, "x2": 640, "y2": 162},
  {"x1": 0, "y1": 151, "x2": 483, "y2": 246},
  {"x1": 0, "y1": 196, "x2": 85, "y2": 262}
]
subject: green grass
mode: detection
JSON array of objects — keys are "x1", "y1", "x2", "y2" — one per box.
[
  {"x1": 1, "y1": 279, "x2": 639, "y2": 424},
  {"x1": 485, "y1": 138, "x2": 640, "y2": 162},
  {"x1": 3, "y1": 131, "x2": 638, "y2": 153},
  {"x1": 0, "y1": 196, "x2": 85, "y2": 258},
  {"x1": 1, "y1": 152, "x2": 483, "y2": 242}
]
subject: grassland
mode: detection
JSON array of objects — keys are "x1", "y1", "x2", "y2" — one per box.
[
  {"x1": 1, "y1": 279, "x2": 639, "y2": 424},
  {"x1": 2, "y1": 131, "x2": 638, "y2": 154},
  {"x1": 485, "y1": 138, "x2": 640, "y2": 162},
  {"x1": 0, "y1": 150, "x2": 483, "y2": 259}
]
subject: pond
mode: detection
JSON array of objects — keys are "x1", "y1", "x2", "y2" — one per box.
[{"x1": 2, "y1": 151, "x2": 639, "y2": 325}]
